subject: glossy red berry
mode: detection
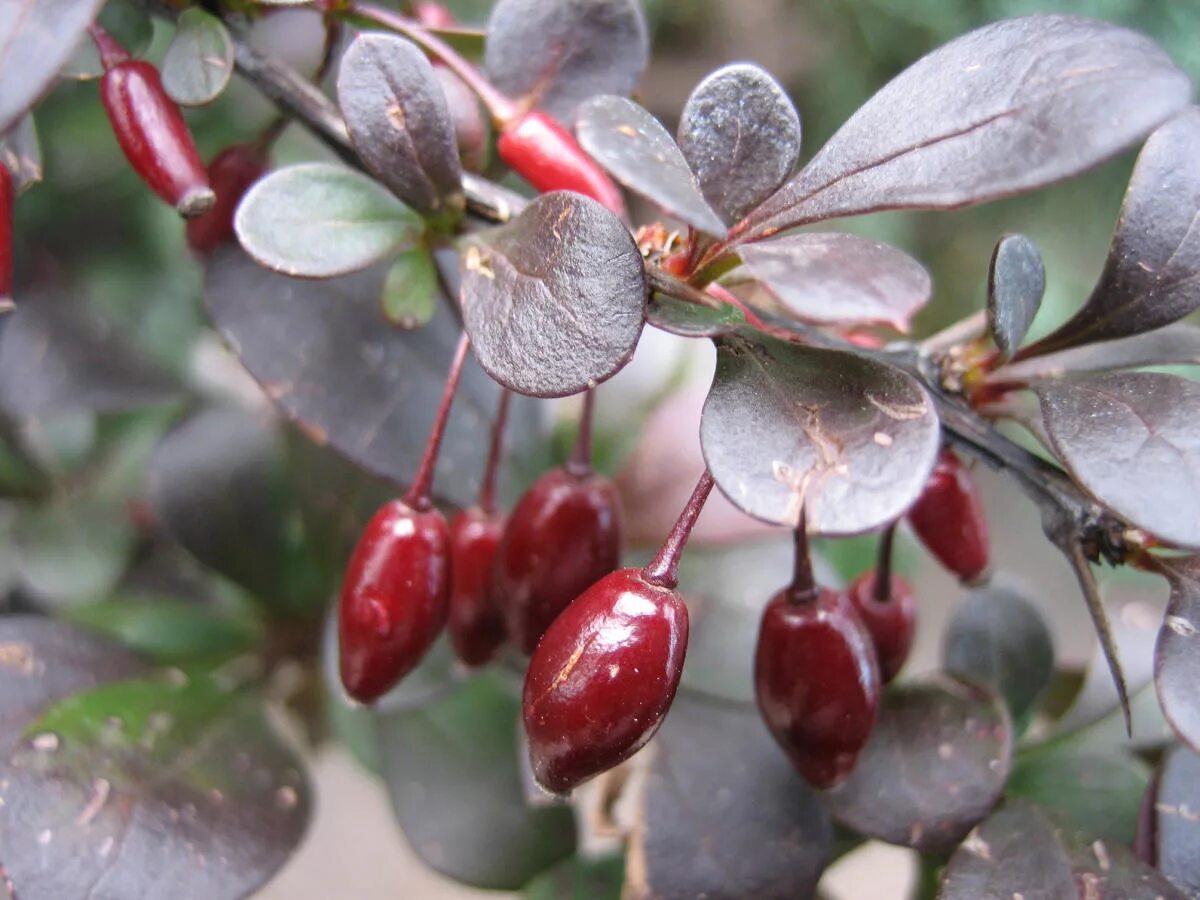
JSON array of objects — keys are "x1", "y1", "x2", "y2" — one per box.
[
  {"x1": 907, "y1": 448, "x2": 990, "y2": 582},
  {"x1": 0, "y1": 163, "x2": 12, "y2": 310},
  {"x1": 448, "y1": 505, "x2": 506, "y2": 666},
  {"x1": 339, "y1": 499, "x2": 450, "y2": 703},
  {"x1": 844, "y1": 571, "x2": 916, "y2": 684},
  {"x1": 523, "y1": 567, "x2": 688, "y2": 794},
  {"x1": 186, "y1": 144, "x2": 268, "y2": 255},
  {"x1": 755, "y1": 587, "x2": 881, "y2": 788},
  {"x1": 100, "y1": 60, "x2": 214, "y2": 217},
  {"x1": 497, "y1": 111, "x2": 626, "y2": 217},
  {"x1": 494, "y1": 467, "x2": 622, "y2": 653}
]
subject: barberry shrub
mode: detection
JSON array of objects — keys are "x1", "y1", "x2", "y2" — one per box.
[{"x1": 1, "y1": 0, "x2": 1200, "y2": 898}]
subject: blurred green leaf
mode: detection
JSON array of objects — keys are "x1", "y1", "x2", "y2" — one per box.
[
  {"x1": 523, "y1": 854, "x2": 625, "y2": 900},
  {"x1": 64, "y1": 595, "x2": 261, "y2": 662}
]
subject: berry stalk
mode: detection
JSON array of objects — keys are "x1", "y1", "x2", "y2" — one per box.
[
  {"x1": 642, "y1": 469, "x2": 715, "y2": 589},
  {"x1": 405, "y1": 332, "x2": 470, "y2": 509}
]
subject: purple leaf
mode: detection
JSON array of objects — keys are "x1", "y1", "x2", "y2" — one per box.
[
  {"x1": 738, "y1": 232, "x2": 931, "y2": 330},
  {"x1": 987, "y1": 233, "x2": 1045, "y2": 358},
  {"x1": 737, "y1": 16, "x2": 1191, "y2": 240},
  {"x1": 1037, "y1": 372, "x2": 1200, "y2": 549},
  {"x1": 991, "y1": 323, "x2": 1200, "y2": 384},
  {"x1": 1154, "y1": 556, "x2": 1200, "y2": 754}
]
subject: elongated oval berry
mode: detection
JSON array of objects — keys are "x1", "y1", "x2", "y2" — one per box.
[
  {"x1": 448, "y1": 505, "x2": 506, "y2": 666},
  {"x1": 497, "y1": 111, "x2": 626, "y2": 216},
  {"x1": 755, "y1": 587, "x2": 881, "y2": 788},
  {"x1": 0, "y1": 163, "x2": 12, "y2": 310},
  {"x1": 100, "y1": 60, "x2": 214, "y2": 217},
  {"x1": 186, "y1": 143, "x2": 269, "y2": 255},
  {"x1": 523, "y1": 567, "x2": 688, "y2": 794},
  {"x1": 339, "y1": 499, "x2": 450, "y2": 702},
  {"x1": 495, "y1": 467, "x2": 622, "y2": 653},
  {"x1": 907, "y1": 448, "x2": 990, "y2": 582},
  {"x1": 844, "y1": 571, "x2": 916, "y2": 684}
]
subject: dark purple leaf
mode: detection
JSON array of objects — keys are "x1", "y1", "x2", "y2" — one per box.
[
  {"x1": 628, "y1": 695, "x2": 831, "y2": 900},
  {"x1": 700, "y1": 334, "x2": 940, "y2": 534},
  {"x1": 677, "y1": 63, "x2": 801, "y2": 226},
  {"x1": 234, "y1": 163, "x2": 423, "y2": 278},
  {"x1": 1061, "y1": 823, "x2": 1188, "y2": 899},
  {"x1": 337, "y1": 33, "x2": 464, "y2": 218},
  {"x1": 646, "y1": 292, "x2": 745, "y2": 338},
  {"x1": 160, "y1": 8, "x2": 233, "y2": 107},
  {"x1": 738, "y1": 232, "x2": 931, "y2": 330},
  {"x1": 0, "y1": 617, "x2": 145, "y2": 754},
  {"x1": 939, "y1": 801, "x2": 1076, "y2": 900},
  {"x1": 0, "y1": 675, "x2": 311, "y2": 900},
  {"x1": 0, "y1": 295, "x2": 180, "y2": 416},
  {"x1": 460, "y1": 191, "x2": 646, "y2": 398},
  {"x1": 987, "y1": 233, "x2": 1045, "y2": 358},
  {"x1": 0, "y1": 0, "x2": 106, "y2": 131},
  {"x1": 1037, "y1": 373, "x2": 1200, "y2": 549},
  {"x1": 942, "y1": 583, "x2": 1055, "y2": 720},
  {"x1": 823, "y1": 676, "x2": 1012, "y2": 853},
  {"x1": 1154, "y1": 556, "x2": 1200, "y2": 754},
  {"x1": 0, "y1": 114, "x2": 41, "y2": 194},
  {"x1": 1153, "y1": 743, "x2": 1200, "y2": 895},
  {"x1": 483, "y1": 0, "x2": 648, "y2": 123},
  {"x1": 204, "y1": 246, "x2": 529, "y2": 508},
  {"x1": 146, "y1": 406, "x2": 327, "y2": 617},
  {"x1": 377, "y1": 674, "x2": 576, "y2": 889},
  {"x1": 575, "y1": 95, "x2": 725, "y2": 236},
  {"x1": 1021, "y1": 108, "x2": 1200, "y2": 358},
  {"x1": 737, "y1": 16, "x2": 1191, "y2": 240},
  {"x1": 991, "y1": 323, "x2": 1200, "y2": 384}
]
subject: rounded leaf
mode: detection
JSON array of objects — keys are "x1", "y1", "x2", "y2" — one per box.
[
  {"x1": 629, "y1": 696, "x2": 831, "y2": 900},
  {"x1": 1038, "y1": 372, "x2": 1200, "y2": 549},
  {"x1": 484, "y1": 0, "x2": 648, "y2": 123},
  {"x1": 646, "y1": 292, "x2": 745, "y2": 338},
  {"x1": 337, "y1": 33, "x2": 464, "y2": 218},
  {"x1": 678, "y1": 63, "x2": 801, "y2": 225},
  {"x1": 738, "y1": 232, "x2": 931, "y2": 330},
  {"x1": 160, "y1": 8, "x2": 234, "y2": 107},
  {"x1": 823, "y1": 676, "x2": 1013, "y2": 853},
  {"x1": 942, "y1": 583, "x2": 1055, "y2": 720},
  {"x1": 575, "y1": 95, "x2": 725, "y2": 236},
  {"x1": 701, "y1": 334, "x2": 940, "y2": 534},
  {"x1": 235, "y1": 163, "x2": 422, "y2": 278},
  {"x1": 1154, "y1": 743, "x2": 1200, "y2": 895},
  {"x1": 380, "y1": 248, "x2": 438, "y2": 329},
  {"x1": 1155, "y1": 556, "x2": 1200, "y2": 754},
  {"x1": 460, "y1": 191, "x2": 646, "y2": 397}
]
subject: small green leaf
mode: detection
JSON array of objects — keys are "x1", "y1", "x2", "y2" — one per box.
[
  {"x1": 64, "y1": 596, "x2": 261, "y2": 663},
  {"x1": 14, "y1": 497, "x2": 135, "y2": 604},
  {"x1": 235, "y1": 163, "x2": 423, "y2": 278},
  {"x1": 161, "y1": 8, "x2": 234, "y2": 107},
  {"x1": 523, "y1": 854, "x2": 625, "y2": 900},
  {"x1": 1008, "y1": 741, "x2": 1149, "y2": 845},
  {"x1": 380, "y1": 248, "x2": 438, "y2": 328}
]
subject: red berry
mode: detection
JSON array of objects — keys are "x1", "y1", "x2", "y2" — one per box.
[
  {"x1": 844, "y1": 571, "x2": 916, "y2": 684},
  {"x1": 186, "y1": 144, "x2": 268, "y2": 256},
  {"x1": 497, "y1": 111, "x2": 626, "y2": 217},
  {"x1": 494, "y1": 467, "x2": 622, "y2": 653},
  {"x1": 755, "y1": 587, "x2": 881, "y2": 788},
  {"x1": 523, "y1": 567, "x2": 688, "y2": 794},
  {"x1": 448, "y1": 505, "x2": 507, "y2": 666},
  {"x1": 339, "y1": 499, "x2": 450, "y2": 702},
  {"x1": 0, "y1": 163, "x2": 12, "y2": 309},
  {"x1": 907, "y1": 449, "x2": 990, "y2": 582},
  {"x1": 99, "y1": 60, "x2": 214, "y2": 217}
]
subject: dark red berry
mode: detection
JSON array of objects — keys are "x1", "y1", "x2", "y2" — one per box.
[
  {"x1": 755, "y1": 587, "x2": 881, "y2": 788},
  {"x1": 523, "y1": 567, "x2": 688, "y2": 794},
  {"x1": 0, "y1": 163, "x2": 11, "y2": 310},
  {"x1": 186, "y1": 144, "x2": 268, "y2": 255},
  {"x1": 844, "y1": 571, "x2": 916, "y2": 685},
  {"x1": 494, "y1": 467, "x2": 622, "y2": 653},
  {"x1": 99, "y1": 60, "x2": 214, "y2": 217},
  {"x1": 497, "y1": 111, "x2": 626, "y2": 217},
  {"x1": 448, "y1": 505, "x2": 506, "y2": 666},
  {"x1": 433, "y1": 67, "x2": 489, "y2": 173},
  {"x1": 907, "y1": 448, "x2": 990, "y2": 582},
  {"x1": 339, "y1": 499, "x2": 450, "y2": 703}
]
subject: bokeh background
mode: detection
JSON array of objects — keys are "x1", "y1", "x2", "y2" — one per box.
[{"x1": 7, "y1": 0, "x2": 1198, "y2": 896}]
